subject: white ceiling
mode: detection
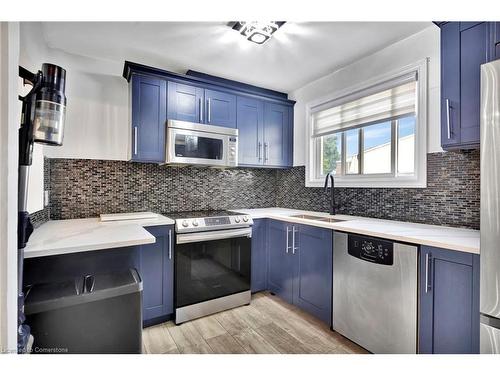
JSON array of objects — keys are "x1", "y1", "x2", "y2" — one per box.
[{"x1": 40, "y1": 22, "x2": 431, "y2": 93}]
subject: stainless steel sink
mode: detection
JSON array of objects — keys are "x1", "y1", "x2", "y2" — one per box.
[{"x1": 290, "y1": 214, "x2": 345, "y2": 223}]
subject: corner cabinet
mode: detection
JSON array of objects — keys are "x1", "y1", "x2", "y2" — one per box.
[
  {"x1": 139, "y1": 225, "x2": 174, "y2": 326},
  {"x1": 439, "y1": 22, "x2": 493, "y2": 150},
  {"x1": 267, "y1": 220, "x2": 332, "y2": 325},
  {"x1": 419, "y1": 245, "x2": 480, "y2": 354},
  {"x1": 124, "y1": 61, "x2": 295, "y2": 168},
  {"x1": 130, "y1": 75, "x2": 167, "y2": 163}
]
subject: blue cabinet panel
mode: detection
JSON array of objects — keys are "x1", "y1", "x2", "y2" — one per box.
[
  {"x1": 237, "y1": 97, "x2": 264, "y2": 166},
  {"x1": 440, "y1": 22, "x2": 461, "y2": 148},
  {"x1": 490, "y1": 22, "x2": 500, "y2": 61},
  {"x1": 251, "y1": 219, "x2": 268, "y2": 293},
  {"x1": 460, "y1": 22, "x2": 488, "y2": 145},
  {"x1": 167, "y1": 82, "x2": 204, "y2": 123},
  {"x1": 139, "y1": 225, "x2": 174, "y2": 324},
  {"x1": 439, "y1": 22, "x2": 489, "y2": 150},
  {"x1": 205, "y1": 89, "x2": 236, "y2": 128},
  {"x1": 293, "y1": 224, "x2": 332, "y2": 325},
  {"x1": 267, "y1": 220, "x2": 294, "y2": 304},
  {"x1": 263, "y1": 103, "x2": 292, "y2": 167},
  {"x1": 266, "y1": 220, "x2": 333, "y2": 324},
  {"x1": 419, "y1": 246, "x2": 480, "y2": 354},
  {"x1": 131, "y1": 75, "x2": 166, "y2": 163}
]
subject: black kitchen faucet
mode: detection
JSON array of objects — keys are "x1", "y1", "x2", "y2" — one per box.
[{"x1": 324, "y1": 172, "x2": 337, "y2": 216}]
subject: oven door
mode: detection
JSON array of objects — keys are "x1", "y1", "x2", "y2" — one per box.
[
  {"x1": 175, "y1": 228, "x2": 252, "y2": 309},
  {"x1": 166, "y1": 126, "x2": 230, "y2": 167}
]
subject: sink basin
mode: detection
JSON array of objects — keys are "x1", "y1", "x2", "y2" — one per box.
[{"x1": 290, "y1": 214, "x2": 345, "y2": 223}]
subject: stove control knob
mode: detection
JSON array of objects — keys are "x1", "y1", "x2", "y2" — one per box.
[
  {"x1": 182, "y1": 220, "x2": 189, "y2": 227},
  {"x1": 242, "y1": 216, "x2": 249, "y2": 222},
  {"x1": 234, "y1": 216, "x2": 241, "y2": 223},
  {"x1": 192, "y1": 220, "x2": 199, "y2": 227}
]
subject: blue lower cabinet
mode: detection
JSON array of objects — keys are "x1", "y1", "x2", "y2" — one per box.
[
  {"x1": 251, "y1": 219, "x2": 268, "y2": 293},
  {"x1": 138, "y1": 225, "x2": 174, "y2": 325},
  {"x1": 419, "y1": 246, "x2": 480, "y2": 353},
  {"x1": 266, "y1": 220, "x2": 333, "y2": 324},
  {"x1": 267, "y1": 220, "x2": 294, "y2": 304},
  {"x1": 292, "y1": 224, "x2": 333, "y2": 325}
]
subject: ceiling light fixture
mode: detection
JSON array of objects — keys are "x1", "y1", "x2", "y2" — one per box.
[{"x1": 229, "y1": 21, "x2": 286, "y2": 45}]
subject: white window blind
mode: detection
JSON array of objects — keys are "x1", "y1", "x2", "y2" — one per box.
[{"x1": 311, "y1": 75, "x2": 418, "y2": 138}]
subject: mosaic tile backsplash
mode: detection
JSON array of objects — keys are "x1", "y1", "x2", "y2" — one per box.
[
  {"x1": 276, "y1": 150, "x2": 480, "y2": 229},
  {"x1": 48, "y1": 159, "x2": 277, "y2": 220},
  {"x1": 30, "y1": 149, "x2": 479, "y2": 229}
]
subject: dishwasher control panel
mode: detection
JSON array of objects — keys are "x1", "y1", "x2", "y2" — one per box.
[{"x1": 348, "y1": 234, "x2": 394, "y2": 265}]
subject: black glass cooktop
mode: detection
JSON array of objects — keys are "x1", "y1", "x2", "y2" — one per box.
[{"x1": 163, "y1": 210, "x2": 246, "y2": 220}]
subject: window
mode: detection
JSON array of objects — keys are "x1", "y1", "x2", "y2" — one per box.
[{"x1": 306, "y1": 60, "x2": 427, "y2": 188}]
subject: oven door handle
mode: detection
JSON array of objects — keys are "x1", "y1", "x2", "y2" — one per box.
[{"x1": 176, "y1": 227, "x2": 252, "y2": 244}]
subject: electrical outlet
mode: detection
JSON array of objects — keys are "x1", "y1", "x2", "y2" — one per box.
[{"x1": 44, "y1": 190, "x2": 50, "y2": 207}]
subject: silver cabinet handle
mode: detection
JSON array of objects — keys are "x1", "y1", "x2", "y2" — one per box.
[
  {"x1": 425, "y1": 253, "x2": 432, "y2": 293},
  {"x1": 292, "y1": 226, "x2": 298, "y2": 254},
  {"x1": 207, "y1": 98, "x2": 211, "y2": 123},
  {"x1": 285, "y1": 226, "x2": 290, "y2": 253},
  {"x1": 199, "y1": 98, "x2": 203, "y2": 123},
  {"x1": 168, "y1": 229, "x2": 172, "y2": 260},
  {"x1": 134, "y1": 126, "x2": 138, "y2": 155},
  {"x1": 446, "y1": 99, "x2": 451, "y2": 139},
  {"x1": 264, "y1": 142, "x2": 269, "y2": 162},
  {"x1": 258, "y1": 142, "x2": 262, "y2": 161}
]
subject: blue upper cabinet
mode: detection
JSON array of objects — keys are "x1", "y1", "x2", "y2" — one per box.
[
  {"x1": 251, "y1": 219, "x2": 268, "y2": 293},
  {"x1": 490, "y1": 22, "x2": 500, "y2": 61},
  {"x1": 263, "y1": 103, "x2": 293, "y2": 167},
  {"x1": 131, "y1": 75, "x2": 167, "y2": 163},
  {"x1": 237, "y1": 97, "x2": 264, "y2": 166},
  {"x1": 139, "y1": 225, "x2": 174, "y2": 325},
  {"x1": 167, "y1": 82, "x2": 204, "y2": 123},
  {"x1": 439, "y1": 22, "x2": 489, "y2": 150},
  {"x1": 419, "y1": 246, "x2": 480, "y2": 354},
  {"x1": 292, "y1": 224, "x2": 332, "y2": 325},
  {"x1": 204, "y1": 89, "x2": 236, "y2": 128},
  {"x1": 124, "y1": 61, "x2": 295, "y2": 167}
]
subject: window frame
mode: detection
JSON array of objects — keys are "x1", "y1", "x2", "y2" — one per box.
[{"x1": 305, "y1": 59, "x2": 428, "y2": 188}]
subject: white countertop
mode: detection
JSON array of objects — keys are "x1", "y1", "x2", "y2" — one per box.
[
  {"x1": 233, "y1": 208, "x2": 480, "y2": 254},
  {"x1": 24, "y1": 214, "x2": 175, "y2": 259}
]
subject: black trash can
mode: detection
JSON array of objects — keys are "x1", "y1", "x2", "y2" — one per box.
[{"x1": 25, "y1": 268, "x2": 143, "y2": 354}]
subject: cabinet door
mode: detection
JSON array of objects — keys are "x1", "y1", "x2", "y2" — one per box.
[
  {"x1": 139, "y1": 226, "x2": 174, "y2": 323},
  {"x1": 251, "y1": 219, "x2": 267, "y2": 293},
  {"x1": 237, "y1": 97, "x2": 264, "y2": 166},
  {"x1": 267, "y1": 220, "x2": 294, "y2": 304},
  {"x1": 263, "y1": 103, "x2": 292, "y2": 167},
  {"x1": 205, "y1": 89, "x2": 236, "y2": 128},
  {"x1": 292, "y1": 225, "x2": 333, "y2": 325},
  {"x1": 460, "y1": 22, "x2": 488, "y2": 146},
  {"x1": 491, "y1": 22, "x2": 500, "y2": 60},
  {"x1": 131, "y1": 75, "x2": 166, "y2": 163},
  {"x1": 419, "y1": 246, "x2": 480, "y2": 354},
  {"x1": 440, "y1": 22, "x2": 461, "y2": 148},
  {"x1": 167, "y1": 82, "x2": 204, "y2": 123}
]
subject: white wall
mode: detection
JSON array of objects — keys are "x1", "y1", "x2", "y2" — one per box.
[
  {"x1": 19, "y1": 22, "x2": 48, "y2": 213},
  {"x1": 290, "y1": 26, "x2": 441, "y2": 166},
  {"x1": 0, "y1": 21, "x2": 20, "y2": 353}
]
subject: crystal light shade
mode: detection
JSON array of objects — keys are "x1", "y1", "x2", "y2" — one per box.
[{"x1": 230, "y1": 21, "x2": 286, "y2": 44}]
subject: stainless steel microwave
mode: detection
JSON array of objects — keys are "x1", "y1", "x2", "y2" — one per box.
[{"x1": 165, "y1": 120, "x2": 238, "y2": 167}]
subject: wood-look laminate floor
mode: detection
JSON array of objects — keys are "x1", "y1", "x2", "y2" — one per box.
[{"x1": 142, "y1": 292, "x2": 368, "y2": 354}]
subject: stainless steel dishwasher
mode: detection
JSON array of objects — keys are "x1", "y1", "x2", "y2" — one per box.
[{"x1": 332, "y1": 232, "x2": 418, "y2": 354}]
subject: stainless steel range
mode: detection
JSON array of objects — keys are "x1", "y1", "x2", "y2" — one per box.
[{"x1": 167, "y1": 210, "x2": 253, "y2": 324}]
